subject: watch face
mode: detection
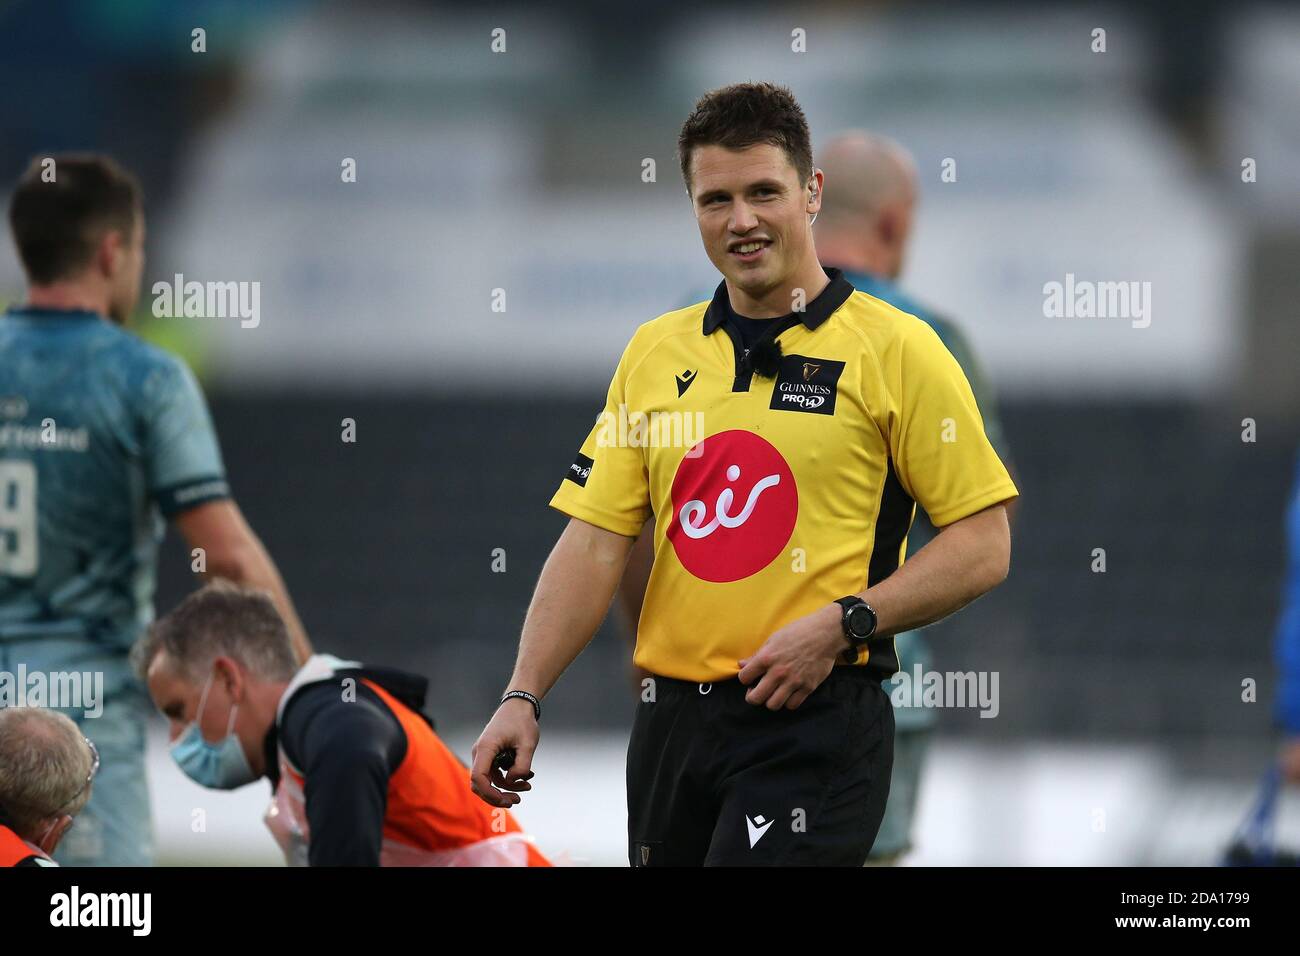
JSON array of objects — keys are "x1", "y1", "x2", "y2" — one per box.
[{"x1": 848, "y1": 605, "x2": 875, "y2": 639}]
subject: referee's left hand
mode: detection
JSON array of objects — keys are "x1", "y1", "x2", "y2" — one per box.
[
  {"x1": 470, "y1": 698, "x2": 539, "y2": 808},
  {"x1": 737, "y1": 604, "x2": 843, "y2": 710}
]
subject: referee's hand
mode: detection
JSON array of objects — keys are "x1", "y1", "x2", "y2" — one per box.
[
  {"x1": 737, "y1": 604, "x2": 843, "y2": 711},
  {"x1": 470, "y1": 698, "x2": 539, "y2": 807}
]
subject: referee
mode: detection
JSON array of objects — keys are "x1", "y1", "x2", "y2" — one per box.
[{"x1": 470, "y1": 82, "x2": 1018, "y2": 866}]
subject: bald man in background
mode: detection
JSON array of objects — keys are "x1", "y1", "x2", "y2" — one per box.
[
  {"x1": 616, "y1": 130, "x2": 1015, "y2": 863},
  {"x1": 815, "y1": 131, "x2": 1015, "y2": 863}
]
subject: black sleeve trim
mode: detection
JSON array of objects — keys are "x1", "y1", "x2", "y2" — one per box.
[
  {"x1": 564, "y1": 453, "x2": 594, "y2": 487},
  {"x1": 154, "y1": 476, "x2": 232, "y2": 518}
]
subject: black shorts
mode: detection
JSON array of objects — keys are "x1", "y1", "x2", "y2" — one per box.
[{"x1": 626, "y1": 665, "x2": 894, "y2": 866}]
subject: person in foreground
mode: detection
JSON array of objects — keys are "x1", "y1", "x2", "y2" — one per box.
[{"x1": 471, "y1": 82, "x2": 1017, "y2": 866}]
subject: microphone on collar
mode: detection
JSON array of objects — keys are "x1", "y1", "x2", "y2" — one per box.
[{"x1": 748, "y1": 337, "x2": 784, "y2": 378}]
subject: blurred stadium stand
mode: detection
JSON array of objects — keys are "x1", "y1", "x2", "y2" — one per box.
[{"x1": 151, "y1": 394, "x2": 1299, "y2": 743}]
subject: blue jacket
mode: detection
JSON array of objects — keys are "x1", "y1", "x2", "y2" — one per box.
[{"x1": 1276, "y1": 454, "x2": 1300, "y2": 733}]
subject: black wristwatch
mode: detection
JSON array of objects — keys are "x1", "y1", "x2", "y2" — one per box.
[{"x1": 834, "y1": 596, "x2": 878, "y2": 661}]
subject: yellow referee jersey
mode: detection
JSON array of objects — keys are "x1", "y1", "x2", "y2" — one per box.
[{"x1": 549, "y1": 269, "x2": 1018, "y2": 683}]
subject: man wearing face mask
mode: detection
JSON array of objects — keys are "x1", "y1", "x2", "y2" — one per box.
[
  {"x1": 0, "y1": 708, "x2": 99, "y2": 867},
  {"x1": 133, "y1": 581, "x2": 552, "y2": 867}
]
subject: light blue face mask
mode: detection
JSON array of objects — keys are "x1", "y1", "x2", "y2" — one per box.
[{"x1": 170, "y1": 668, "x2": 257, "y2": 790}]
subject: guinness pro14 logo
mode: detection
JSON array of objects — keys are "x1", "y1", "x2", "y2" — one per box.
[{"x1": 769, "y1": 354, "x2": 845, "y2": 416}]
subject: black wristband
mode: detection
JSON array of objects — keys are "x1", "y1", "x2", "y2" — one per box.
[{"x1": 500, "y1": 690, "x2": 541, "y2": 722}]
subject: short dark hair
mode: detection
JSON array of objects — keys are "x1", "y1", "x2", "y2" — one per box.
[
  {"x1": 677, "y1": 82, "x2": 813, "y2": 193},
  {"x1": 132, "y1": 580, "x2": 299, "y2": 685},
  {"x1": 7, "y1": 153, "x2": 142, "y2": 284}
]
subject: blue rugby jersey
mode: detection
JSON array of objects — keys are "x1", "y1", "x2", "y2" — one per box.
[{"x1": 0, "y1": 307, "x2": 228, "y2": 661}]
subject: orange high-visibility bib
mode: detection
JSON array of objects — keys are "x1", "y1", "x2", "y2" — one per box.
[
  {"x1": 264, "y1": 655, "x2": 551, "y2": 867},
  {"x1": 0, "y1": 824, "x2": 47, "y2": 867}
]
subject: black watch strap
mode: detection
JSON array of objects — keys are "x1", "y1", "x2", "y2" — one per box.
[
  {"x1": 500, "y1": 690, "x2": 541, "y2": 721},
  {"x1": 834, "y1": 596, "x2": 876, "y2": 665}
]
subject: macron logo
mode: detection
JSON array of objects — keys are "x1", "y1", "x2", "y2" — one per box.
[{"x1": 746, "y1": 813, "x2": 773, "y2": 848}]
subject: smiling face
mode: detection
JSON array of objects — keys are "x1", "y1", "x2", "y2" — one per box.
[{"x1": 688, "y1": 143, "x2": 822, "y2": 310}]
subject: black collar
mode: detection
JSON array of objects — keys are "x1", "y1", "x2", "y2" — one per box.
[{"x1": 702, "y1": 267, "x2": 854, "y2": 335}]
